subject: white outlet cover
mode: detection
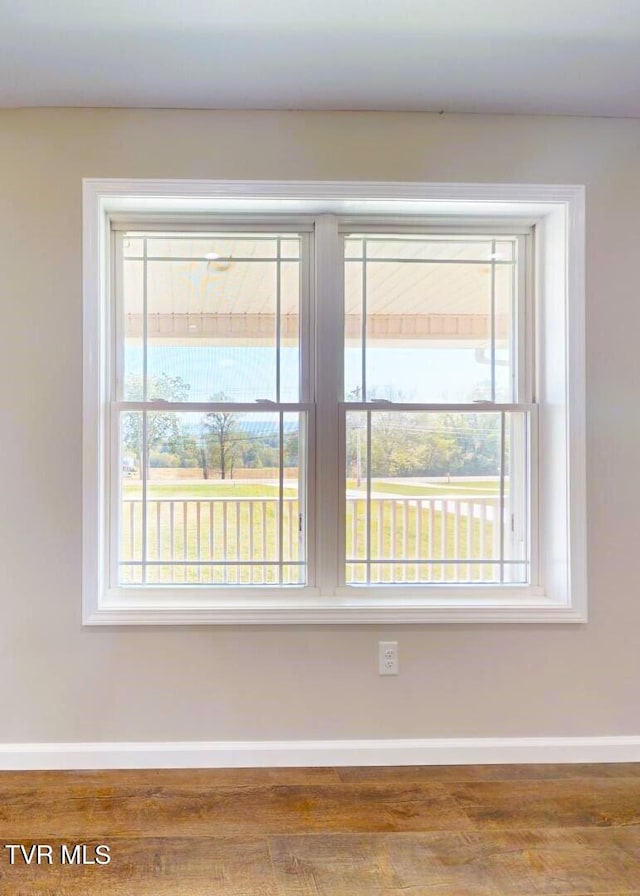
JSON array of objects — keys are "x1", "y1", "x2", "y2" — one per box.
[{"x1": 378, "y1": 640, "x2": 398, "y2": 675}]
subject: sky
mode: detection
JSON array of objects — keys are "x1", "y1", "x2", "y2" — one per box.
[{"x1": 127, "y1": 345, "x2": 506, "y2": 404}]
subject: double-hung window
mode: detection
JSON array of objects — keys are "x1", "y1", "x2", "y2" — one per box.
[
  {"x1": 340, "y1": 228, "x2": 531, "y2": 587},
  {"x1": 114, "y1": 226, "x2": 311, "y2": 590},
  {"x1": 83, "y1": 180, "x2": 586, "y2": 624}
]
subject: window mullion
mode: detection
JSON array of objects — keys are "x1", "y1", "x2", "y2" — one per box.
[{"x1": 314, "y1": 215, "x2": 343, "y2": 592}]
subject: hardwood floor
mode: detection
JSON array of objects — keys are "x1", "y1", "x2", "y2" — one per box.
[{"x1": 2, "y1": 765, "x2": 640, "y2": 894}]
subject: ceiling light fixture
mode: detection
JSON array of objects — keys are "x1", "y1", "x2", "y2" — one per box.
[{"x1": 206, "y1": 251, "x2": 232, "y2": 272}]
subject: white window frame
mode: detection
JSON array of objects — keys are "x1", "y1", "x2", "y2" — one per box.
[
  {"x1": 335, "y1": 223, "x2": 533, "y2": 591},
  {"x1": 83, "y1": 179, "x2": 586, "y2": 625},
  {"x1": 109, "y1": 222, "x2": 314, "y2": 592}
]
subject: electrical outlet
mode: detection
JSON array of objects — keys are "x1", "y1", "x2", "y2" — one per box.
[{"x1": 378, "y1": 640, "x2": 399, "y2": 675}]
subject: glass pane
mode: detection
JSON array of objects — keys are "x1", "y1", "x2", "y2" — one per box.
[
  {"x1": 344, "y1": 238, "x2": 363, "y2": 259},
  {"x1": 344, "y1": 234, "x2": 517, "y2": 403},
  {"x1": 280, "y1": 239, "x2": 300, "y2": 259},
  {"x1": 121, "y1": 233, "x2": 302, "y2": 405},
  {"x1": 117, "y1": 410, "x2": 306, "y2": 586},
  {"x1": 345, "y1": 411, "x2": 368, "y2": 583},
  {"x1": 119, "y1": 565, "x2": 143, "y2": 584},
  {"x1": 146, "y1": 235, "x2": 281, "y2": 259},
  {"x1": 361, "y1": 236, "x2": 509, "y2": 262},
  {"x1": 119, "y1": 411, "x2": 142, "y2": 570},
  {"x1": 123, "y1": 236, "x2": 144, "y2": 259},
  {"x1": 282, "y1": 413, "x2": 303, "y2": 567},
  {"x1": 344, "y1": 410, "x2": 528, "y2": 585},
  {"x1": 494, "y1": 253, "x2": 517, "y2": 402},
  {"x1": 344, "y1": 259, "x2": 364, "y2": 399},
  {"x1": 122, "y1": 253, "x2": 144, "y2": 399},
  {"x1": 280, "y1": 262, "x2": 300, "y2": 402}
]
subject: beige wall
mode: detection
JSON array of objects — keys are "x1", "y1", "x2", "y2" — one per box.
[{"x1": 0, "y1": 109, "x2": 638, "y2": 742}]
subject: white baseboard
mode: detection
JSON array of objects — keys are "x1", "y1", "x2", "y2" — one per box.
[{"x1": 1, "y1": 737, "x2": 640, "y2": 770}]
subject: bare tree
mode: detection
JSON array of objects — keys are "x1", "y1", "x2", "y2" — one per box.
[
  {"x1": 202, "y1": 394, "x2": 240, "y2": 480},
  {"x1": 200, "y1": 445, "x2": 209, "y2": 480}
]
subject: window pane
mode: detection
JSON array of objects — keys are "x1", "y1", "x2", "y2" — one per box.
[
  {"x1": 146, "y1": 235, "x2": 281, "y2": 259},
  {"x1": 344, "y1": 234, "x2": 517, "y2": 403},
  {"x1": 350, "y1": 236, "x2": 513, "y2": 262},
  {"x1": 345, "y1": 410, "x2": 528, "y2": 584},
  {"x1": 282, "y1": 412, "x2": 303, "y2": 567},
  {"x1": 344, "y1": 259, "x2": 364, "y2": 399},
  {"x1": 122, "y1": 249, "x2": 144, "y2": 400},
  {"x1": 119, "y1": 411, "x2": 142, "y2": 567},
  {"x1": 494, "y1": 256, "x2": 517, "y2": 401},
  {"x1": 122, "y1": 233, "x2": 301, "y2": 404},
  {"x1": 280, "y1": 262, "x2": 301, "y2": 401},
  {"x1": 345, "y1": 410, "x2": 369, "y2": 583},
  {"x1": 117, "y1": 410, "x2": 306, "y2": 586},
  {"x1": 123, "y1": 236, "x2": 144, "y2": 259}
]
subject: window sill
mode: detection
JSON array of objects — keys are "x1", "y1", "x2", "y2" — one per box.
[{"x1": 84, "y1": 586, "x2": 586, "y2": 625}]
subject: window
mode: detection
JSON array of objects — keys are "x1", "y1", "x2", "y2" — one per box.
[
  {"x1": 341, "y1": 230, "x2": 530, "y2": 588},
  {"x1": 115, "y1": 227, "x2": 310, "y2": 589},
  {"x1": 83, "y1": 180, "x2": 586, "y2": 624}
]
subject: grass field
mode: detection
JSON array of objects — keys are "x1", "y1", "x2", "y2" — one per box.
[
  {"x1": 123, "y1": 477, "x2": 501, "y2": 500},
  {"x1": 347, "y1": 478, "x2": 503, "y2": 498},
  {"x1": 122, "y1": 481, "x2": 298, "y2": 499}
]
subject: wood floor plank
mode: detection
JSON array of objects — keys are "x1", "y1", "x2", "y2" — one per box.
[
  {"x1": 0, "y1": 767, "x2": 340, "y2": 790},
  {"x1": 444, "y1": 779, "x2": 640, "y2": 829},
  {"x1": 590, "y1": 824, "x2": 640, "y2": 860},
  {"x1": 0, "y1": 836, "x2": 278, "y2": 896},
  {"x1": 269, "y1": 833, "x2": 396, "y2": 895},
  {"x1": 270, "y1": 829, "x2": 640, "y2": 896},
  {"x1": 4, "y1": 767, "x2": 640, "y2": 895},
  {"x1": 0, "y1": 782, "x2": 471, "y2": 840},
  {"x1": 337, "y1": 764, "x2": 640, "y2": 784},
  {"x1": 383, "y1": 829, "x2": 640, "y2": 896}
]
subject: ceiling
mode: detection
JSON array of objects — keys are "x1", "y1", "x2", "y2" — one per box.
[
  {"x1": 121, "y1": 234, "x2": 510, "y2": 350},
  {"x1": 2, "y1": 0, "x2": 640, "y2": 116}
]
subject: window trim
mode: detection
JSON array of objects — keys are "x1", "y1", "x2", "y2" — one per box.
[{"x1": 83, "y1": 179, "x2": 586, "y2": 625}]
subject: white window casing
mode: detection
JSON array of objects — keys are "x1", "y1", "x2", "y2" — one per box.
[{"x1": 82, "y1": 180, "x2": 586, "y2": 624}]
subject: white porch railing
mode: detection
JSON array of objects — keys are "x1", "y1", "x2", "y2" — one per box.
[
  {"x1": 121, "y1": 494, "x2": 511, "y2": 584},
  {"x1": 345, "y1": 495, "x2": 502, "y2": 583}
]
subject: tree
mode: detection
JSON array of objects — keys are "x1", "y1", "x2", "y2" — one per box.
[
  {"x1": 122, "y1": 373, "x2": 190, "y2": 469},
  {"x1": 355, "y1": 412, "x2": 464, "y2": 479},
  {"x1": 284, "y1": 431, "x2": 299, "y2": 468},
  {"x1": 418, "y1": 428, "x2": 459, "y2": 476},
  {"x1": 438, "y1": 413, "x2": 500, "y2": 475},
  {"x1": 202, "y1": 393, "x2": 241, "y2": 480}
]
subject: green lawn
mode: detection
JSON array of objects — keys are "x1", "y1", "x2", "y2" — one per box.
[
  {"x1": 123, "y1": 481, "x2": 297, "y2": 499},
  {"x1": 348, "y1": 478, "x2": 503, "y2": 498},
  {"x1": 122, "y1": 477, "x2": 499, "y2": 500}
]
